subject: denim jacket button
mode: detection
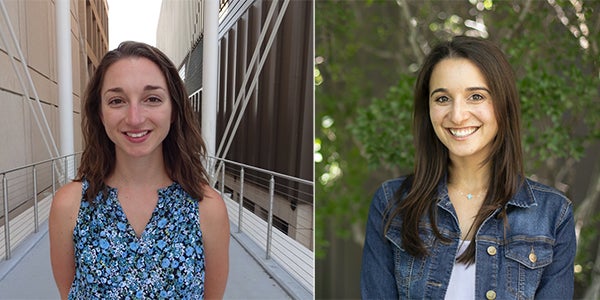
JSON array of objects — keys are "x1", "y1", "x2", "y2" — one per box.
[
  {"x1": 486, "y1": 290, "x2": 497, "y2": 299},
  {"x1": 529, "y1": 251, "x2": 537, "y2": 263},
  {"x1": 486, "y1": 246, "x2": 497, "y2": 256}
]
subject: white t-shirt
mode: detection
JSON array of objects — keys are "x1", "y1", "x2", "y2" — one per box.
[{"x1": 444, "y1": 240, "x2": 476, "y2": 300}]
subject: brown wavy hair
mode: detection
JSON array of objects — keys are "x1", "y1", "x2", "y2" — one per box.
[
  {"x1": 384, "y1": 36, "x2": 524, "y2": 264},
  {"x1": 76, "y1": 41, "x2": 209, "y2": 202}
]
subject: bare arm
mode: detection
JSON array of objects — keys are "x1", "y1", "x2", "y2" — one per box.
[
  {"x1": 48, "y1": 182, "x2": 82, "y2": 299},
  {"x1": 198, "y1": 186, "x2": 230, "y2": 299}
]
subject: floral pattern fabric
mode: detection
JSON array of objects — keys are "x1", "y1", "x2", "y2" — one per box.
[{"x1": 69, "y1": 179, "x2": 205, "y2": 299}]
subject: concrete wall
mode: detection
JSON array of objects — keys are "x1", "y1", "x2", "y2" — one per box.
[
  {"x1": 156, "y1": 0, "x2": 203, "y2": 68},
  {"x1": 0, "y1": 0, "x2": 106, "y2": 172}
]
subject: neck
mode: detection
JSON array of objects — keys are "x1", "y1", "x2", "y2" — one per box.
[
  {"x1": 107, "y1": 152, "x2": 171, "y2": 188},
  {"x1": 448, "y1": 156, "x2": 491, "y2": 192}
]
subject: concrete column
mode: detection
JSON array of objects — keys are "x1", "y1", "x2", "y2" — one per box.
[
  {"x1": 56, "y1": 0, "x2": 74, "y2": 178},
  {"x1": 201, "y1": 0, "x2": 218, "y2": 158}
]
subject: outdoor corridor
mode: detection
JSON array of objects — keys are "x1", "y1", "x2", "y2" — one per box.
[{"x1": 0, "y1": 221, "x2": 291, "y2": 299}]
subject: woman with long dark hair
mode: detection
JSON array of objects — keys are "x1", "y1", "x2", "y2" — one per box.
[
  {"x1": 49, "y1": 41, "x2": 229, "y2": 299},
  {"x1": 361, "y1": 36, "x2": 575, "y2": 299}
]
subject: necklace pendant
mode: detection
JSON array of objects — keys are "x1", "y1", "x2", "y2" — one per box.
[{"x1": 467, "y1": 193, "x2": 473, "y2": 200}]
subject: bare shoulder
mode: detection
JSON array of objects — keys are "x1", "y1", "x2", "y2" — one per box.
[
  {"x1": 50, "y1": 181, "x2": 83, "y2": 221},
  {"x1": 198, "y1": 185, "x2": 229, "y2": 230},
  {"x1": 198, "y1": 185, "x2": 227, "y2": 216},
  {"x1": 54, "y1": 181, "x2": 83, "y2": 204},
  {"x1": 202, "y1": 185, "x2": 223, "y2": 201},
  {"x1": 55, "y1": 181, "x2": 83, "y2": 198}
]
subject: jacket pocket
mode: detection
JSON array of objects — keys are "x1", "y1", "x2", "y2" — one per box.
[
  {"x1": 385, "y1": 225, "x2": 436, "y2": 289},
  {"x1": 504, "y1": 238, "x2": 553, "y2": 299}
]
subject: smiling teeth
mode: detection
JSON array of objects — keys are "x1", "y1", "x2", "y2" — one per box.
[
  {"x1": 449, "y1": 127, "x2": 477, "y2": 137},
  {"x1": 127, "y1": 131, "x2": 148, "y2": 138}
]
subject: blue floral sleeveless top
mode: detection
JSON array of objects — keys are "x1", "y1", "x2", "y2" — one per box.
[{"x1": 69, "y1": 179, "x2": 205, "y2": 299}]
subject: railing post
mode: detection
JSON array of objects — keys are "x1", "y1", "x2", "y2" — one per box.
[
  {"x1": 266, "y1": 175, "x2": 274, "y2": 259},
  {"x1": 33, "y1": 165, "x2": 39, "y2": 233},
  {"x1": 206, "y1": 155, "x2": 215, "y2": 178},
  {"x1": 210, "y1": 157, "x2": 215, "y2": 178},
  {"x1": 63, "y1": 155, "x2": 68, "y2": 184},
  {"x1": 207, "y1": 157, "x2": 214, "y2": 185},
  {"x1": 70, "y1": 154, "x2": 73, "y2": 175},
  {"x1": 238, "y1": 167, "x2": 244, "y2": 233},
  {"x1": 52, "y1": 159, "x2": 56, "y2": 196},
  {"x1": 3, "y1": 174, "x2": 11, "y2": 260},
  {"x1": 72, "y1": 153, "x2": 77, "y2": 178},
  {"x1": 220, "y1": 161, "x2": 225, "y2": 196}
]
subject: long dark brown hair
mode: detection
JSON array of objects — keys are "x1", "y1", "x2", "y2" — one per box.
[
  {"x1": 384, "y1": 36, "x2": 524, "y2": 264},
  {"x1": 77, "y1": 41, "x2": 209, "y2": 202}
]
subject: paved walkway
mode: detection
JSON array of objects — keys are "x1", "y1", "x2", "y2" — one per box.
[{"x1": 0, "y1": 222, "x2": 290, "y2": 300}]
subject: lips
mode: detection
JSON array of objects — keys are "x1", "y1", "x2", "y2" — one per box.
[
  {"x1": 448, "y1": 127, "x2": 478, "y2": 138},
  {"x1": 125, "y1": 130, "x2": 149, "y2": 138}
]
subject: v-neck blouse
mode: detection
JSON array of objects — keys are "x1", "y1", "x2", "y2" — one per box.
[{"x1": 68, "y1": 179, "x2": 206, "y2": 299}]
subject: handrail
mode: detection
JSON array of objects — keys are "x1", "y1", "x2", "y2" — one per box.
[
  {"x1": 1, "y1": 152, "x2": 313, "y2": 295},
  {"x1": 0, "y1": 153, "x2": 78, "y2": 176},
  {"x1": 207, "y1": 155, "x2": 314, "y2": 293},
  {"x1": 208, "y1": 155, "x2": 312, "y2": 186},
  {"x1": 1, "y1": 153, "x2": 81, "y2": 260}
]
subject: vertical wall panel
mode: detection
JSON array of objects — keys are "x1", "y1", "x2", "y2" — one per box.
[
  {"x1": 167, "y1": 0, "x2": 313, "y2": 193},
  {"x1": 156, "y1": 0, "x2": 313, "y2": 248},
  {"x1": 214, "y1": 0, "x2": 313, "y2": 182}
]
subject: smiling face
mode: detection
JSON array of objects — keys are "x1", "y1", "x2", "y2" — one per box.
[
  {"x1": 100, "y1": 57, "x2": 172, "y2": 160},
  {"x1": 429, "y1": 58, "x2": 498, "y2": 164}
]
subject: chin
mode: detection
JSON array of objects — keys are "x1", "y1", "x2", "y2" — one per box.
[{"x1": 449, "y1": 148, "x2": 490, "y2": 161}]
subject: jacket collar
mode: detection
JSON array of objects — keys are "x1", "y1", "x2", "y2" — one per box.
[{"x1": 506, "y1": 178, "x2": 537, "y2": 208}]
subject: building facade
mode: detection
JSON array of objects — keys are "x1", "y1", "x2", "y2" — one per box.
[
  {"x1": 0, "y1": 0, "x2": 108, "y2": 236},
  {"x1": 157, "y1": 0, "x2": 314, "y2": 249},
  {"x1": 0, "y1": 0, "x2": 108, "y2": 170}
]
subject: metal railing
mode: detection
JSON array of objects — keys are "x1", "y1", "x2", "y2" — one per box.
[
  {"x1": 0, "y1": 153, "x2": 80, "y2": 260},
  {"x1": 208, "y1": 156, "x2": 314, "y2": 293},
  {"x1": 0, "y1": 153, "x2": 314, "y2": 293}
]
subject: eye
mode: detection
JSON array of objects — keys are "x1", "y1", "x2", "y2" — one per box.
[
  {"x1": 434, "y1": 95, "x2": 450, "y2": 103},
  {"x1": 108, "y1": 98, "x2": 125, "y2": 106},
  {"x1": 145, "y1": 96, "x2": 163, "y2": 105},
  {"x1": 470, "y1": 94, "x2": 485, "y2": 101}
]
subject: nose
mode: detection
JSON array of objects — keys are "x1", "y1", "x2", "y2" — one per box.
[
  {"x1": 449, "y1": 99, "x2": 469, "y2": 125},
  {"x1": 125, "y1": 102, "x2": 144, "y2": 126}
]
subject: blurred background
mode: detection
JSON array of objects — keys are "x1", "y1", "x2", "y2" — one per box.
[{"x1": 314, "y1": 0, "x2": 600, "y2": 299}]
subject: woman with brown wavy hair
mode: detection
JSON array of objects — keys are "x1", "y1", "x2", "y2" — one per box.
[
  {"x1": 49, "y1": 41, "x2": 229, "y2": 299},
  {"x1": 361, "y1": 36, "x2": 575, "y2": 299}
]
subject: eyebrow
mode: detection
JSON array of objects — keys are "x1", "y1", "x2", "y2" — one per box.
[
  {"x1": 103, "y1": 85, "x2": 166, "y2": 96},
  {"x1": 429, "y1": 86, "x2": 491, "y2": 98}
]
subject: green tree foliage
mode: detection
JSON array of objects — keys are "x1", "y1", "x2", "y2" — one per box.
[{"x1": 316, "y1": 0, "x2": 600, "y2": 298}]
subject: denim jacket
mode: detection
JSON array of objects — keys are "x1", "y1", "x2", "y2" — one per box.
[{"x1": 361, "y1": 176, "x2": 576, "y2": 300}]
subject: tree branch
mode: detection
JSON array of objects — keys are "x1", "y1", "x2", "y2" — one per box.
[
  {"x1": 584, "y1": 237, "x2": 600, "y2": 299},
  {"x1": 575, "y1": 156, "x2": 600, "y2": 299},
  {"x1": 396, "y1": 0, "x2": 424, "y2": 65},
  {"x1": 555, "y1": 157, "x2": 576, "y2": 192},
  {"x1": 505, "y1": 0, "x2": 533, "y2": 41},
  {"x1": 575, "y1": 160, "x2": 600, "y2": 226}
]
